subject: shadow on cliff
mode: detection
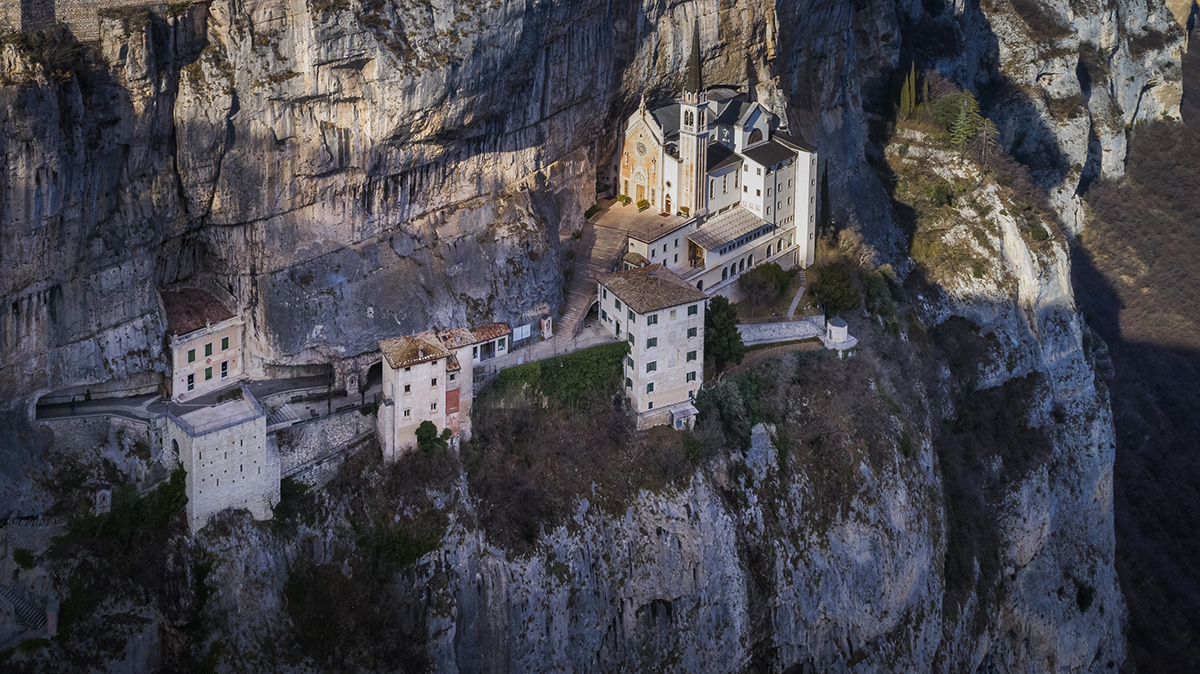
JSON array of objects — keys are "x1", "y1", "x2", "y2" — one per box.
[{"x1": 1070, "y1": 41, "x2": 1200, "y2": 666}]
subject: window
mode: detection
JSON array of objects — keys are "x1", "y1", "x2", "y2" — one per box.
[
  {"x1": 404, "y1": 384, "x2": 411, "y2": 394},
  {"x1": 709, "y1": 181, "x2": 714, "y2": 199},
  {"x1": 221, "y1": 361, "x2": 228, "y2": 378},
  {"x1": 674, "y1": 253, "x2": 679, "y2": 263},
  {"x1": 646, "y1": 361, "x2": 657, "y2": 373},
  {"x1": 627, "y1": 333, "x2": 634, "y2": 343},
  {"x1": 743, "y1": 185, "x2": 748, "y2": 193},
  {"x1": 767, "y1": 187, "x2": 772, "y2": 197},
  {"x1": 651, "y1": 249, "x2": 656, "y2": 258},
  {"x1": 628, "y1": 309, "x2": 635, "y2": 321},
  {"x1": 187, "y1": 374, "x2": 195, "y2": 392},
  {"x1": 646, "y1": 337, "x2": 658, "y2": 348},
  {"x1": 431, "y1": 402, "x2": 438, "y2": 411},
  {"x1": 498, "y1": 338, "x2": 506, "y2": 351},
  {"x1": 647, "y1": 314, "x2": 658, "y2": 325},
  {"x1": 756, "y1": 189, "x2": 761, "y2": 197},
  {"x1": 790, "y1": 179, "x2": 794, "y2": 187},
  {"x1": 723, "y1": 175, "x2": 727, "y2": 193},
  {"x1": 205, "y1": 343, "x2": 213, "y2": 357},
  {"x1": 615, "y1": 299, "x2": 622, "y2": 310},
  {"x1": 403, "y1": 409, "x2": 411, "y2": 418},
  {"x1": 743, "y1": 165, "x2": 748, "y2": 172},
  {"x1": 647, "y1": 382, "x2": 655, "y2": 393},
  {"x1": 767, "y1": 207, "x2": 771, "y2": 215},
  {"x1": 688, "y1": 327, "x2": 698, "y2": 338},
  {"x1": 687, "y1": 350, "x2": 697, "y2": 361},
  {"x1": 687, "y1": 371, "x2": 697, "y2": 382},
  {"x1": 688, "y1": 304, "x2": 698, "y2": 316},
  {"x1": 663, "y1": 244, "x2": 667, "y2": 253},
  {"x1": 648, "y1": 402, "x2": 654, "y2": 410},
  {"x1": 205, "y1": 367, "x2": 212, "y2": 381},
  {"x1": 626, "y1": 356, "x2": 634, "y2": 368},
  {"x1": 221, "y1": 336, "x2": 229, "y2": 350},
  {"x1": 431, "y1": 378, "x2": 438, "y2": 387},
  {"x1": 405, "y1": 366, "x2": 412, "y2": 372},
  {"x1": 722, "y1": 268, "x2": 728, "y2": 281},
  {"x1": 187, "y1": 349, "x2": 195, "y2": 363},
  {"x1": 735, "y1": 172, "x2": 739, "y2": 188},
  {"x1": 626, "y1": 377, "x2": 632, "y2": 388},
  {"x1": 603, "y1": 288, "x2": 608, "y2": 299},
  {"x1": 449, "y1": 373, "x2": 456, "y2": 382},
  {"x1": 675, "y1": 238, "x2": 679, "y2": 248},
  {"x1": 602, "y1": 309, "x2": 608, "y2": 321},
  {"x1": 670, "y1": 309, "x2": 677, "y2": 320},
  {"x1": 756, "y1": 167, "x2": 762, "y2": 175}
]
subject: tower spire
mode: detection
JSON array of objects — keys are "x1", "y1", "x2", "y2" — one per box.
[{"x1": 686, "y1": 19, "x2": 702, "y2": 94}]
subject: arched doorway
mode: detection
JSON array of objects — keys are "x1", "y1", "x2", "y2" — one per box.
[{"x1": 664, "y1": 194, "x2": 671, "y2": 214}]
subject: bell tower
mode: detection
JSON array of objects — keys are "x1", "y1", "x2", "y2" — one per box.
[{"x1": 678, "y1": 20, "x2": 709, "y2": 218}]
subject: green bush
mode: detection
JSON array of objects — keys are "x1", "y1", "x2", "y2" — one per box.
[
  {"x1": 811, "y1": 264, "x2": 862, "y2": 315},
  {"x1": 1028, "y1": 223, "x2": 1050, "y2": 241},
  {"x1": 616, "y1": 194, "x2": 632, "y2": 206},
  {"x1": 636, "y1": 199, "x2": 650, "y2": 210},
  {"x1": 415, "y1": 421, "x2": 450, "y2": 453},
  {"x1": 738, "y1": 262, "x2": 791, "y2": 306},
  {"x1": 584, "y1": 204, "x2": 601, "y2": 219},
  {"x1": 704, "y1": 295, "x2": 746, "y2": 374},
  {"x1": 13, "y1": 548, "x2": 34, "y2": 569}
]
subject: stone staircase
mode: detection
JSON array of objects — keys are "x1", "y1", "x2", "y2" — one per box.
[
  {"x1": 0, "y1": 585, "x2": 46, "y2": 630},
  {"x1": 560, "y1": 223, "x2": 628, "y2": 337}
]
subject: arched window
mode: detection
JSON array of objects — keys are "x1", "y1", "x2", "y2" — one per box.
[
  {"x1": 767, "y1": 244, "x2": 773, "y2": 256},
  {"x1": 722, "y1": 268, "x2": 728, "y2": 281},
  {"x1": 697, "y1": 280, "x2": 704, "y2": 291},
  {"x1": 748, "y1": 128, "x2": 763, "y2": 145},
  {"x1": 171, "y1": 439, "x2": 180, "y2": 460},
  {"x1": 748, "y1": 254, "x2": 754, "y2": 266}
]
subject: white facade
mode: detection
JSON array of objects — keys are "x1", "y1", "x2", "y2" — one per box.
[
  {"x1": 378, "y1": 325, "x2": 510, "y2": 461},
  {"x1": 169, "y1": 318, "x2": 244, "y2": 402},
  {"x1": 165, "y1": 387, "x2": 279, "y2": 533},
  {"x1": 597, "y1": 266, "x2": 706, "y2": 430}
]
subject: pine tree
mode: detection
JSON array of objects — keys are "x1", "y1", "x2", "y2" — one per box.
[
  {"x1": 974, "y1": 117, "x2": 999, "y2": 162},
  {"x1": 704, "y1": 296, "x2": 746, "y2": 374},
  {"x1": 898, "y1": 63, "x2": 917, "y2": 120},
  {"x1": 950, "y1": 91, "x2": 981, "y2": 155}
]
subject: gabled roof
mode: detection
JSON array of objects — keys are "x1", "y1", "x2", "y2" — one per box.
[
  {"x1": 437, "y1": 322, "x2": 511, "y2": 349},
  {"x1": 651, "y1": 103, "x2": 680, "y2": 140},
  {"x1": 774, "y1": 130, "x2": 818, "y2": 153},
  {"x1": 741, "y1": 138, "x2": 798, "y2": 167},
  {"x1": 598, "y1": 265, "x2": 707, "y2": 314},
  {"x1": 160, "y1": 288, "x2": 236, "y2": 337},
  {"x1": 380, "y1": 332, "x2": 449, "y2": 369},
  {"x1": 707, "y1": 142, "x2": 743, "y2": 173},
  {"x1": 712, "y1": 98, "x2": 753, "y2": 126},
  {"x1": 688, "y1": 206, "x2": 771, "y2": 251}
]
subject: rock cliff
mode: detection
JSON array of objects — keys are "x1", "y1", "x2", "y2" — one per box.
[{"x1": 0, "y1": 0, "x2": 1185, "y2": 671}]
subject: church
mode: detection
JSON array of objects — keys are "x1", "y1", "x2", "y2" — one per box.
[{"x1": 612, "y1": 25, "x2": 818, "y2": 294}]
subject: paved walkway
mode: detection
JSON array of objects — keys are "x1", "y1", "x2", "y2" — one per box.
[
  {"x1": 738, "y1": 315, "x2": 826, "y2": 346},
  {"x1": 787, "y1": 269, "x2": 809, "y2": 319}
]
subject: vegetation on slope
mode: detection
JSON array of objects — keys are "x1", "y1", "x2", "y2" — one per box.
[{"x1": 1076, "y1": 43, "x2": 1200, "y2": 673}]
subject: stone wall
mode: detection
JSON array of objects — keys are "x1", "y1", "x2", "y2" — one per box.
[{"x1": 274, "y1": 410, "x2": 374, "y2": 479}]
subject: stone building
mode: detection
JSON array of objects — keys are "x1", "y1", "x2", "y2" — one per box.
[
  {"x1": 164, "y1": 386, "x2": 279, "y2": 533},
  {"x1": 377, "y1": 323, "x2": 509, "y2": 460},
  {"x1": 0, "y1": 0, "x2": 172, "y2": 41},
  {"x1": 597, "y1": 265, "x2": 706, "y2": 430},
  {"x1": 160, "y1": 288, "x2": 244, "y2": 402},
  {"x1": 613, "y1": 22, "x2": 819, "y2": 295}
]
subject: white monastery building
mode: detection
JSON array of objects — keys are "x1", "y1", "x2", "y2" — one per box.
[
  {"x1": 378, "y1": 323, "x2": 510, "y2": 460},
  {"x1": 164, "y1": 386, "x2": 280, "y2": 533},
  {"x1": 613, "y1": 23, "x2": 819, "y2": 296},
  {"x1": 160, "y1": 288, "x2": 245, "y2": 402},
  {"x1": 597, "y1": 265, "x2": 707, "y2": 430}
]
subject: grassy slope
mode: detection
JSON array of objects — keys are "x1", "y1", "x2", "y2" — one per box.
[{"x1": 1077, "y1": 44, "x2": 1200, "y2": 673}]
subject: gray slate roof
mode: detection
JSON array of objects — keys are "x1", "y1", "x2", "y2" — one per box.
[{"x1": 742, "y1": 139, "x2": 798, "y2": 167}]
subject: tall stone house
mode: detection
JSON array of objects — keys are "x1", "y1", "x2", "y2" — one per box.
[
  {"x1": 377, "y1": 323, "x2": 510, "y2": 461},
  {"x1": 614, "y1": 23, "x2": 819, "y2": 296},
  {"x1": 164, "y1": 386, "x2": 280, "y2": 533},
  {"x1": 597, "y1": 265, "x2": 707, "y2": 430}
]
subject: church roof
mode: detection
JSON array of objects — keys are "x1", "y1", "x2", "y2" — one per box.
[
  {"x1": 774, "y1": 129, "x2": 818, "y2": 153},
  {"x1": 742, "y1": 138, "x2": 798, "y2": 167},
  {"x1": 707, "y1": 143, "x2": 743, "y2": 173},
  {"x1": 160, "y1": 288, "x2": 236, "y2": 336},
  {"x1": 713, "y1": 99, "x2": 754, "y2": 126},
  {"x1": 651, "y1": 103, "x2": 680, "y2": 140},
  {"x1": 687, "y1": 207, "x2": 771, "y2": 251},
  {"x1": 598, "y1": 265, "x2": 707, "y2": 314}
]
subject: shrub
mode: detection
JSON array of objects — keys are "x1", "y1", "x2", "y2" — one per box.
[
  {"x1": 415, "y1": 420, "x2": 450, "y2": 453},
  {"x1": 1028, "y1": 223, "x2": 1050, "y2": 241},
  {"x1": 584, "y1": 204, "x2": 601, "y2": 219},
  {"x1": 616, "y1": 194, "x2": 632, "y2": 206},
  {"x1": 636, "y1": 199, "x2": 650, "y2": 211},
  {"x1": 738, "y1": 262, "x2": 791, "y2": 306},
  {"x1": 704, "y1": 296, "x2": 746, "y2": 373},
  {"x1": 811, "y1": 264, "x2": 861, "y2": 314},
  {"x1": 13, "y1": 547, "x2": 34, "y2": 569},
  {"x1": 167, "y1": 2, "x2": 192, "y2": 18}
]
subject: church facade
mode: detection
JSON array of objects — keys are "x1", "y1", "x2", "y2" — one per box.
[{"x1": 613, "y1": 27, "x2": 818, "y2": 295}]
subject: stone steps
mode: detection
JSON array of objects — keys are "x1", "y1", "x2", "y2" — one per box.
[
  {"x1": 559, "y1": 223, "x2": 627, "y2": 337},
  {"x1": 0, "y1": 585, "x2": 46, "y2": 630}
]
